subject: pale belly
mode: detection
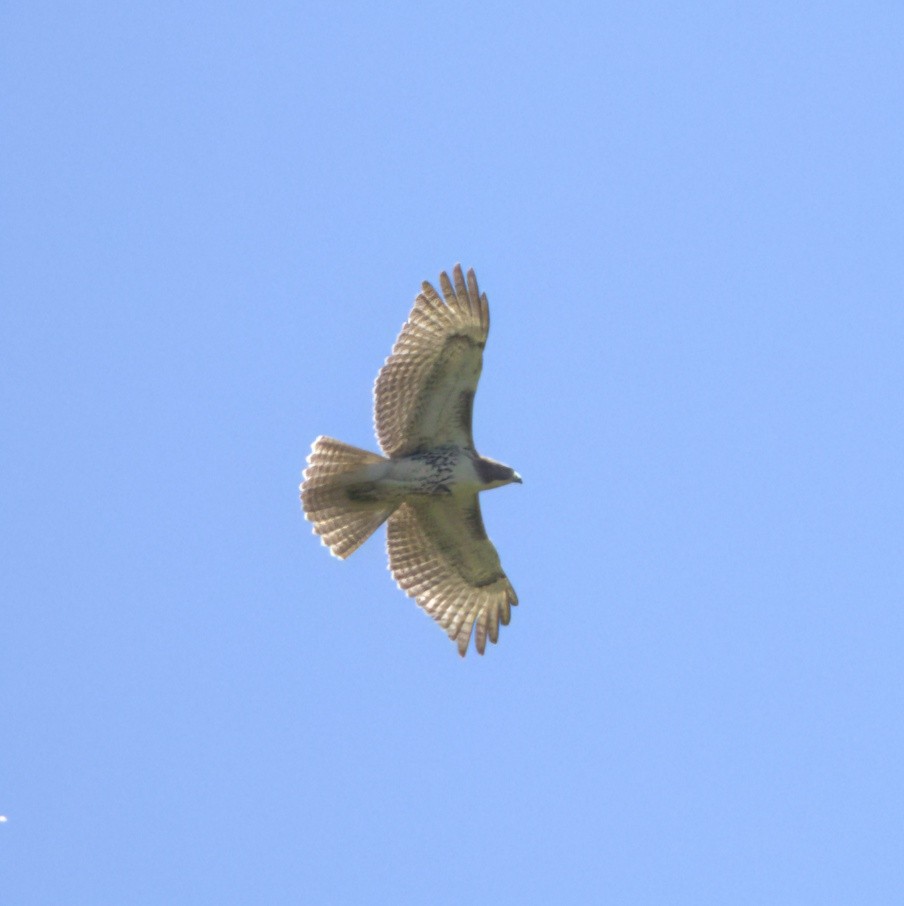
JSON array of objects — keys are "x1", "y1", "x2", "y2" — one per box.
[{"x1": 347, "y1": 446, "x2": 478, "y2": 503}]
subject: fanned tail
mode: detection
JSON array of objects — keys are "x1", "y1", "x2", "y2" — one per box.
[{"x1": 300, "y1": 436, "x2": 396, "y2": 558}]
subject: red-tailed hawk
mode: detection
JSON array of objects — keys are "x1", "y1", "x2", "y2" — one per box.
[{"x1": 301, "y1": 265, "x2": 521, "y2": 656}]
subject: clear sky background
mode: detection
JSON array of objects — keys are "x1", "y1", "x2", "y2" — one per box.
[{"x1": 3, "y1": 3, "x2": 903, "y2": 903}]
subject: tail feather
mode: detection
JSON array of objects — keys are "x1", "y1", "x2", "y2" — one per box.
[{"x1": 300, "y1": 436, "x2": 396, "y2": 559}]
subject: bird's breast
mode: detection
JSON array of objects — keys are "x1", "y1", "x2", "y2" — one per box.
[{"x1": 384, "y1": 446, "x2": 479, "y2": 497}]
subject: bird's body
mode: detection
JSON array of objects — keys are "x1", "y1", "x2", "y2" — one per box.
[
  {"x1": 300, "y1": 265, "x2": 520, "y2": 656},
  {"x1": 343, "y1": 447, "x2": 516, "y2": 503}
]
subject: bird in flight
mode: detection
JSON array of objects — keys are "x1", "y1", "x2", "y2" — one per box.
[{"x1": 301, "y1": 265, "x2": 521, "y2": 656}]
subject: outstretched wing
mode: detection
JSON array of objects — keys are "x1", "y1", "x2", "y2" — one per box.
[
  {"x1": 386, "y1": 498, "x2": 518, "y2": 656},
  {"x1": 374, "y1": 265, "x2": 489, "y2": 457}
]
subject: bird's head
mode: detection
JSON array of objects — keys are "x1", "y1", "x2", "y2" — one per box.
[{"x1": 475, "y1": 456, "x2": 523, "y2": 489}]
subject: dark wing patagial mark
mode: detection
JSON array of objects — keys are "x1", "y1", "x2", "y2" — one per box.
[
  {"x1": 456, "y1": 390, "x2": 476, "y2": 444},
  {"x1": 373, "y1": 265, "x2": 490, "y2": 457},
  {"x1": 461, "y1": 493, "x2": 489, "y2": 544}
]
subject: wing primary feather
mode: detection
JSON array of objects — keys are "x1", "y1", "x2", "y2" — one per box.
[
  {"x1": 453, "y1": 264, "x2": 468, "y2": 308},
  {"x1": 466, "y1": 268, "x2": 481, "y2": 322},
  {"x1": 488, "y1": 607, "x2": 500, "y2": 645},
  {"x1": 473, "y1": 595, "x2": 489, "y2": 655},
  {"x1": 439, "y1": 270, "x2": 456, "y2": 304}
]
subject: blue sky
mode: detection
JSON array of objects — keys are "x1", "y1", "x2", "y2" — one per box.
[{"x1": 3, "y1": 2, "x2": 903, "y2": 903}]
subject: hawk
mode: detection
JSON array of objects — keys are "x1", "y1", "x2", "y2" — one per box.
[{"x1": 300, "y1": 265, "x2": 521, "y2": 656}]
